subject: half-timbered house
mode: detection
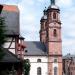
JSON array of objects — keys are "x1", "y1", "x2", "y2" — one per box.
[
  {"x1": 0, "y1": 4, "x2": 25, "y2": 59},
  {"x1": 0, "y1": 4, "x2": 25, "y2": 75}
]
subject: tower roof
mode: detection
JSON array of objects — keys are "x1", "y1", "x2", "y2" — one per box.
[
  {"x1": 48, "y1": 0, "x2": 59, "y2": 9},
  {"x1": 41, "y1": 7, "x2": 47, "y2": 20},
  {"x1": 48, "y1": 5, "x2": 59, "y2": 9},
  {"x1": 51, "y1": 0, "x2": 55, "y2": 5}
]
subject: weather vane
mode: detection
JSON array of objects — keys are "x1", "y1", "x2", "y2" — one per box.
[{"x1": 51, "y1": 0, "x2": 55, "y2": 5}]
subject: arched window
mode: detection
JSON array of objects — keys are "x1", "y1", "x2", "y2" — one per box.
[
  {"x1": 54, "y1": 67, "x2": 57, "y2": 75},
  {"x1": 37, "y1": 59, "x2": 41, "y2": 62},
  {"x1": 53, "y1": 29, "x2": 57, "y2": 37},
  {"x1": 53, "y1": 12, "x2": 56, "y2": 19},
  {"x1": 37, "y1": 67, "x2": 41, "y2": 75}
]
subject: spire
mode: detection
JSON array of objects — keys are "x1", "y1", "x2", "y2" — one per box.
[
  {"x1": 51, "y1": 0, "x2": 55, "y2": 5},
  {"x1": 43, "y1": 7, "x2": 47, "y2": 15}
]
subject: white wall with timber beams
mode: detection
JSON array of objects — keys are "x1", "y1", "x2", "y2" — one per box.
[{"x1": 4, "y1": 37, "x2": 16, "y2": 54}]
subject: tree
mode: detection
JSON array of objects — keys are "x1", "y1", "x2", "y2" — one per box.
[
  {"x1": 23, "y1": 59, "x2": 31, "y2": 75},
  {"x1": 0, "y1": 17, "x2": 6, "y2": 60}
]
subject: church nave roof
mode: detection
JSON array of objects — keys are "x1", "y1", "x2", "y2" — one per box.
[{"x1": 24, "y1": 41, "x2": 47, "y2": 56}]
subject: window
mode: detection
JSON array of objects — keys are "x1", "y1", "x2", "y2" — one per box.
[
  {"x1": 37, "y1": 67, "x2": 41, "y2": 75},
  {"x1": 37, "y1": 59, "x2": 41, "y2": 62},
  {"x1": 54, "y1": 67, "x2": 57, "y2": 75},
  {"x1": 54, "y1": 58, "x2": 57, "y2": 63},
  {"x1": 53, "y1": 29, "x2": 57, "y2": 37},
  {"x1": 53, "y1": 12, "x2": 56, "y2": 19}
]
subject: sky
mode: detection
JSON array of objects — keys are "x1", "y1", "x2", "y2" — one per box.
[{"x1": 0, "y1": 0, "x2": 75, "y2": 55}]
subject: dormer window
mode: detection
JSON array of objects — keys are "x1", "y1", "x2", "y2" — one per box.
[
  {"x1": 53, "y1": 12, "x2": 56, "y2": 19},
  {"x1": 25, "y1": 50, "x2": 28, "y2": 53}
]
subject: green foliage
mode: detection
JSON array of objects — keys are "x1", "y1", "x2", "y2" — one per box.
[
  {"x1": 0, "y1": 69, "x2": 9, "y2": 75},
  {"x1": 0, "y1": 48, "x2": 5, "y2": 60},
  {"x1": 0, "y1": 17, "x2": 6, "y2": 60},
  {"x1": 0, "y1": 17, "x2": 6, "y2": 45},
  {"x1": 23, "y1": 59, "x2": 31, "y2": 75}
]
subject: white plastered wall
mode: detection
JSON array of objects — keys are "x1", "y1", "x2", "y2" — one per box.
[{"x1": 24, "y1": 56, "x2": 48, "y2": 75}]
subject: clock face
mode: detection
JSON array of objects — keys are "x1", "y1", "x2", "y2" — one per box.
[
  {"x1": 49, "y1": 22, "x2": 56, "y2": 26},
  {"x1": 44, "y1": 15, "x2": 47, "y2": 19},
  {"x1": 49, "y1": 23, "x2": 54, "y2": 26}
]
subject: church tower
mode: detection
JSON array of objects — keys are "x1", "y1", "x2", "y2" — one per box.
[
  {"x1": 40, "y1": 8, "x2": 47, "y2": 43},
  {"x1": 46, "y1": 0, "x2": 62, "y2": 75}
]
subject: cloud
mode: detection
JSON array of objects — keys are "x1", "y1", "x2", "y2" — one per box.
[
  {"x1": 57, "y1": 0, "x2": 73, "y2": 7},
  {"x1": 60, "y1": 3, "x2": 75, "y2": 55},
  {"x1": 37, "y1": 0, "x2": 45, "y2": 3},
  {"x1": 62, "y1": 39, "x2": 75, "y2": 55},
  {"x1": 0, "y1": 0, "x2": 21, "y2": 5},
  {"x1": 18, "y1": 0, "x2": 44, "y2": 41}
]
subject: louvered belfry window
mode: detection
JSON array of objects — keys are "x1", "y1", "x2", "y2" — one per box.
[
  {"x1": 53, "y1": 29, "x2": 57, "y2": 37},
  {"x1": 53, "y1": 12, "x2": 56, "y2": 19}
]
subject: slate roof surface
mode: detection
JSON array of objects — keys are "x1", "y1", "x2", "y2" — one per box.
[
  {"x1": 24, "y1": 41, "x2": 47, "y2": 56},
  {"x1": 0, "y1": 49, "x2": 21, "y2": 63},
  {"x1": 63, "y1": 54, "x2": 75, "y2": 59},
  {"x1": 63, "y1": 54, "x2": 75, "y2": 63},
  {"x1": 0, "y1": 4, "x2": 19, "y2": 35}
]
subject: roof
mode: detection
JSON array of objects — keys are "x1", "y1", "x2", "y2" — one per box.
[
  {"x1": 24, "y1": 41, "x2": 47, "y2": 56},
  {"x1": 0, "y1": 49, "x2": 21, "y2": 63},
  {"x1": 0, "y1": 4, "x2": 19, "y2": 35},
  {"x1": 3, "y1": 4, "x2": 19, "y2": 12},
  {"x1": 63, "y1": 54, "x2": 75, "y2": 59},
  {"x1": 63, "y1": 54, "x2": 75, "y2": 63},
  {"x1": 48, "y1": 5, "x2": 59, "y2": 10}
]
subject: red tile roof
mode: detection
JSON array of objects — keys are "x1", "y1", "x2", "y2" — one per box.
[{"x1": 3, "y1": 4, "x2": 19, "y2": 12}]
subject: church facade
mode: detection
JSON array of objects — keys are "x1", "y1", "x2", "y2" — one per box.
[{"x1": 24, "y1": 0, "x2": 62, "y2": 75}]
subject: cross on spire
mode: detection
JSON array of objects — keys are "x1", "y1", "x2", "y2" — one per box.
[{"x1": 51, "y1": 0, "x2": 55, "y2": 5}]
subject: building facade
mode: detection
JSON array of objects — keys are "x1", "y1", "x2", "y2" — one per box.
[
  {"x1": 0, "y1": 4, "x2": 25, "y2": 59},
  {"x1": 63, "y1": 54, "x2": 75, "y2": 75},
  {"x1": 24, "y1": 0, "x2": 62, "y2": 75},
  {"x1": 0, "y1": 4, "x2": 25, "y2": 75}
]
